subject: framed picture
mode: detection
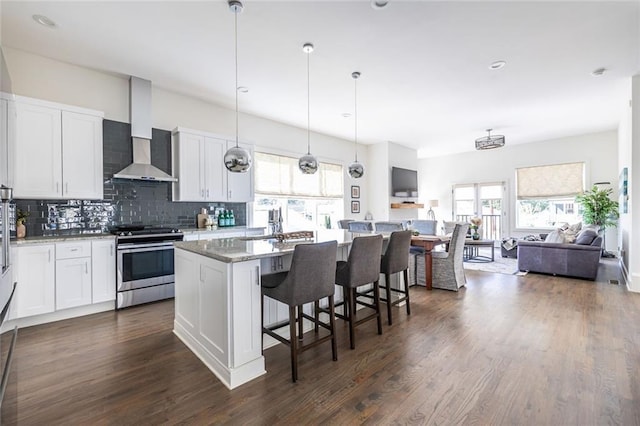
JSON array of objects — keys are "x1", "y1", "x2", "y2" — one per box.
[
  {"x1": 351, "y1": 185, "x2": 360, "y2": 199},
  {"x1": 351, "y1": 201, "x2": 360, "y2": 214}
]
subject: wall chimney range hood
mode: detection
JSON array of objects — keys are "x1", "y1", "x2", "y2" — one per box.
[{"x1": 113, "y1": 77, "x2": 177, "y2": 182}]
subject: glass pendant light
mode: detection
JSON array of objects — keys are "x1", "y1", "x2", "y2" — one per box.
[
  {"x1": 224, "y1": 0, "x2": 252, "y2": 173},
  {"x1": 348, "y1": 71, "x2": 364, "y2": 179},
  {"x1": 298, "y1": 43, "x2": 318, "y2": 174}
]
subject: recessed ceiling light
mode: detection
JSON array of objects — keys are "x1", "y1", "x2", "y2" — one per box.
[
  {"x1": 32, "y1": 14, "x2": 56, "y2": 28},
  {"x1": 489, "y1": 60, "x2": 506, "y2": 70},
  {"x1": 342, "y1": 113, "x2": 352, "y2": 118},
  {"x1": 591, "y1": 68, "x2": 606, "y2": 77},
  {"x1": 237, "y1": 86, "x2": 249, "y2": 93},
  {"x1": 371, "y1": 0, "x2": 389, "y2": 10}
]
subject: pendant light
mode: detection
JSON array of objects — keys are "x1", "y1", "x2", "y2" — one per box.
[
  {"x1": 475, "y1": 128, "x2": 505, "y2": 150},
  {"x1": 224, "y1": 0, "x2": 252, "y2": 173},
  {"x1": 298, "y1": 43, "x2": 318, "y2": 174},
  {"x1": 348, "y1": 71, "x2": 364, "y2": 179}
]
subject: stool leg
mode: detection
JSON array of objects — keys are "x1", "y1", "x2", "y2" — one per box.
[
  {"x1": 328, "y1": 295, "x2": 337, "y2": 361},
  {"x1": 297, "y1": 305, "x2": 304, "y2": 340},
  {"x1": 385, "y1": 273, "x2": 393, "y2": 325},
  {"x1": 289, "y1": 305, "x2": 298, "y2": 382},
  {"x1": 373, "y1": 280, "x2": 382, "y2": 335},
  {"x1": 404, "y1": 269, "x2": 411, "y2": 316},
  {"x1": 314, "y1": 300, "x2": 320, "y2": 333},
  {"x1": 348, "y1": 288, "x2": 357, "y2": 349}
]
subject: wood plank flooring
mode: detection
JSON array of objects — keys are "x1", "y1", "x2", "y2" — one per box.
[{"x1": 4, "y1": 259, "x2": 640, "y2": 425}]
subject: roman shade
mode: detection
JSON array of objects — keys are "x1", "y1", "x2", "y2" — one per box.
[
  {"x1": 255, "y1": 152, "x2": 343, "y2": 198},
  {"x1": 516, "y1": 162, "x2": 584, "y2": 199}
]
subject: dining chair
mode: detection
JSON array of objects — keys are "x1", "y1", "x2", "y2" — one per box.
[
  {"x1": 431, "y1": 223, "x2": 469, "y2": 291},
  {"x1": 374, "y1": 221, "x2": 404, "y2": 232},
  {"x1": 261, "y1": 240, "x2": 338, "y2": 382},
  {"x1": 411, "y1": 219, "x2": 438, "y2": 235},
  {"x1": 338, "y1": 219, "x2": 355, "y2": 230},
  {"x1": 348, "y1": 221, "x2": 373, "y2": 232}
]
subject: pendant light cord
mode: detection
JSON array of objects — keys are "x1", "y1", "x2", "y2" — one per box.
[
  {"x1": 307, "y1": 50, "x2": 311, "y2": 155},
  {"x1": 234, "y1": 10, "x2": 239, "y2": 148},
  {"x1": 354, "y1": 74, "x2": 358, "y2": 162}
]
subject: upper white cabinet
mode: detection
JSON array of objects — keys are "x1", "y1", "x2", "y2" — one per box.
[
  {"x1": 9, "y1": 95, "x2": 103, "y2": 200},
  {"x1": 172, "y1": 128, "x2": 254, "y2": 203},
  {"x1": 0, "y1": 98, "x2": 10, "y2": 187}
]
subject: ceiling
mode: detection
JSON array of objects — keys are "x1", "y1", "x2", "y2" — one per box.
[{"x1": 1, "y1": 1, "x2": 639, "y2": 158}]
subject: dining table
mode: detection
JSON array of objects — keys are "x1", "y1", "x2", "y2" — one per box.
[{"x1": 410, "y1": 235, "x2": 450, "y2": 290}]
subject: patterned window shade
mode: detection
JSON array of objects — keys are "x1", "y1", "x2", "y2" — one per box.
[
  {"x1": 254, "y1": 152, "x2": 344, "y2": 198},
  {"x1": 516, "y1": 162, "x2": 585, "y2": 199}
]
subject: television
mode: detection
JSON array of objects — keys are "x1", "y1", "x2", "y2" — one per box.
[{"x1": 391, "y1": 167, "x2": 418, "y2": 197}]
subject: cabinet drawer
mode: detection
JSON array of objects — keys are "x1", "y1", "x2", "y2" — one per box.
[{"x1": 56, "y1": 241, "x2": 92, "y2": 259}]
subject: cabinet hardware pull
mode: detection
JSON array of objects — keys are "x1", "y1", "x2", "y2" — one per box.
[
  {"x1": 70, "y1": 248, "x2": 78, "y2": 252},
  {"x1": 48, "y1": 249, "x2": 51, "y2": 262},
  {"x1": 110, "y1": 245, "x2": 113, "y2": 256},
  {"x1": 206, "y1": 189, "x2": 209, "y2": 198},
  {"x1": 85, "y1": 262, "x2": 88, "y2": 274},
  {"x1": 56, "y1": 182, "x2": 59, "y2": 193},
  {"x1": 255, "y1": 266, "x2": 260, "y2": 286},
  {"x1": 65, "y1": 183, "x2": 68, "y2": 194}
]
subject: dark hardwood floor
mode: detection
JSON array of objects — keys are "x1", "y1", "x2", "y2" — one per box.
[{"x1": 5, "y1": 259, "x2": 640, "y2": 425}]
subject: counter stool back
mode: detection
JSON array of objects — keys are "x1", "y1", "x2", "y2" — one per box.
[
  {"x1": 332, "y1": 234, "x2": 384, "y2": 349},
  {"x1": 379, "y1": 230, "x2": 412, "y2": 325},
  {"x1": 261, "y1": 240, "x2": 338, "y2": 382}
]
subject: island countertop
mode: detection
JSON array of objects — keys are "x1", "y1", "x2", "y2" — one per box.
[{"x1": 174, "y1": 229, "x2": 372, "y2": 263}]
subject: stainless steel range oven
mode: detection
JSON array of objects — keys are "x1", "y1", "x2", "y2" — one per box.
[{"x1": 113, "y1": 226, "x2": 183, "y2": 309}]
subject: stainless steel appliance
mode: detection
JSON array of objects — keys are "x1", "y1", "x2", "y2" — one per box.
[
  {"x1": 113, "y1": 226, "x2": 183, "y2": 309},
  {"x1": 0, "y1": 185, "x2": 17, "y2": 423},
  {"x1": 268, "y1": 207, "x2": 283, "y2": 235}
]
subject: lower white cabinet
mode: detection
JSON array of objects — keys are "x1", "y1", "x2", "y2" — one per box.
[
  {"x1": 91, "y1": 239, "x2": 116, "y2": 303},
  {"x1": 13, "y1": 244, "x2": 55, "y2": 318},
  {"x1": 56, "y1": 257, "x2": 92, "y2": 310}
]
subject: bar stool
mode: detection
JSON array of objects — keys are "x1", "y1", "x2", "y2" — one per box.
[
  {"x1": 347, "y1": 221, "x2": 373, "y2": 232},
  {"x1": 379, "y1": 230, "x2": 412, "y2": 325},
  {"x1": 261, "y1": 240, "x2": 338, "y2": 382},
  {"x1": 333, "y1": 234, "x2": 383, "y2": 349}
]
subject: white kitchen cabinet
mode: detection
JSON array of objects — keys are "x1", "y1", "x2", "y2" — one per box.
[
  {"x1": 172, "y1": 128, "x2": 253, "y2": 202},
  {"x1": 0, "y1": 98, "x2": 9, "y2": 187},
  {"x1": 13, "y1": 244, "x2": 55, "y2": 318},
  {"x1": 55, "y1": 241, "x2": 92, "y2": 310},
  {"x1": 9, "y1": 96, "x2": 103, "y2": 200},
  {"x1": 91, "y1": 239, "x2": 116, "y2": 303},
  {"x1": 172, "y1": 131, "x2": 225, "y2": 202}
]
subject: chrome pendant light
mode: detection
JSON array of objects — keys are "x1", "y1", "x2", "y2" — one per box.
[
  {"x1": 475, "y1": 128, "x2": 505, "y2": 150},
  {"x1": 348, "y1": 71, "x2": 364, "y2": 179},
  {"x1": 298, "y1": 43, "x2": 318, "y2": 175},
  {"x1": 224, "y1": 0, "x2": 252, "y2": 173}
]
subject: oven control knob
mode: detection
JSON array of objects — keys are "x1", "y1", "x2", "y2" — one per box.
[{"x1": 127, "y1": 232, "x2": 133, "y2": 236}]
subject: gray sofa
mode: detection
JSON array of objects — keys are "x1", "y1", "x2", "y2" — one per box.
[{"x1": 517, "y1": 235, "x2": 602, "y2": 280}]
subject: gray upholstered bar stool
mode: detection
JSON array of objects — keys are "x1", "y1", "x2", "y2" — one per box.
[
  {"x1": 261, "y1": 240, "x2": 338, "y2": 382},
  {"x1": 374, "y1": 221, "x2": 405, "y2": 232},
  {"x1": 379, "y1": 230, "x2": 412, "y2": 325},
  {"x1": 333, "y1": 234, "x2": 384, "y2": 349},
  {"x1": 338, "y1": 219, "x2": 354, "y2": 229},
  {"x1": 348, "y1": 221, "x2": 373, "y2": 232}
]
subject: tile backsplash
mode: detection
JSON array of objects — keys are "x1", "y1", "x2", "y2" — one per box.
[{"x1": 15, "y1": 120, "x2": 246, "y2": 236}]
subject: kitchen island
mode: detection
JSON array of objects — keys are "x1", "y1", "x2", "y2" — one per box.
[{"x1": 173, "y1": 230, "x2": 355, "y2": 389}]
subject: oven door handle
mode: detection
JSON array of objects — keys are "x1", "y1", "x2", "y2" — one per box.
[{"x1": 117, "y1": 242, "x2": 176, "y2": 252}]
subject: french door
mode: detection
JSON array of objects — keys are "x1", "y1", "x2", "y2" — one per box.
[{"x1": 452, "y1": 182, "x2": 506, "y2": 241}]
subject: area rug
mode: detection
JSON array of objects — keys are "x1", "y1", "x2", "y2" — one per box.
[{"x1": 463, "y1": 247, "x2": 524, "y2": 275}]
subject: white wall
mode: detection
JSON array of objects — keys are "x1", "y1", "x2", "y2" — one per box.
[
  {"x1": 3, "y1": 47, "x2": 369, "y2": 221},
  {"x1": 629, "y1": 74, "x2": 640, "y2": 291},
  {"x1": 419, "y1": 130, "x2": 619, "y2": 250},
  {"x1": 388, "y1": 142, "x2": 419, "y2": 223},
  {"x1": 618, "y1": 79, "x2": 632, "y2": 284}
]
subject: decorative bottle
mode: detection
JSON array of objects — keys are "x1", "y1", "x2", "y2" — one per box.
[{"x1": 229, "y1": 210, "x2": 235, "y2": 227}]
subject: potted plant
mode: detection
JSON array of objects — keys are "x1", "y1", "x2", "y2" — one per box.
[
  {"x1": 575, "y1": 185, "x2": 619, "y2": 257},
  {"x1": 16, "y1": 209, "x2": 29, "y2": 238}
]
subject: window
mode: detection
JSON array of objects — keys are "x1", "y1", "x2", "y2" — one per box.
[
  {"x1": 253, "y1": 152, "x2": 344, "y2": 230},
  {"x1": 515, "y1": 162, "x2": 584, "y2": 229},
  {"x1": 453, "y1": 183, "x2": 505, "y2": 240}
]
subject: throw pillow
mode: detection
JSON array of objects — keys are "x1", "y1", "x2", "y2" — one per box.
[
  {"x1": 544, "y1": 229, "x2": 565, "y2": 243},
  {"x1": 575, "y1": 228, "x2": 598, "y2": 245}
]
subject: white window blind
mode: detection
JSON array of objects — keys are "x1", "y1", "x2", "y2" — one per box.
[
  {"x1": 254, "y1": 152, "x2": 343, "y2": 198},
  {"x1": 516, "y1": 162, "x2": 585, "y2": 199}
]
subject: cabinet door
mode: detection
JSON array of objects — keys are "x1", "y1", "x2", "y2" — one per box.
[
  {"x1": 226, "y1": 140, "x2": 254, "y2": 202},
  {"x1": 12, "y1": 102, "x2": 62, "y2": 198},
  {"x1": 203, "y1": 137, "x2": 226, "y2": 201},
  {"x1": 172, "y1": 132, "x2": 204, "y2": 201},
  {"x1": 91, "y1": 239, "x2": 115, "y2": 303},
  {"x1": 14, "y1": 244, "x2": 55, "y2": 318},
  {"x1": 56, "y1": 257, "x2": 92, "y2": 310},
  {"x1": 0, "y1": 99, "x2": 7, "y2": 187},
  {"x1": 62, "y1": 111, "x2": 103, "y2": 199},
  {"x1": 231, "y1": 260, "x2": 262, "y2": 367}
]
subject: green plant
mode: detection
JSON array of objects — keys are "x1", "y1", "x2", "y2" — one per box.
[
  {"x1": 575, "y1": 186, "x2": 619, "y2": 229},
  {"x1": 16, "y1": 209, "x2": 29, "y2": 226}
]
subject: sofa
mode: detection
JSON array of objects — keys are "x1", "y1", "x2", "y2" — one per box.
[{"x1": 517, "y1": 229, "x2": 603, "y2": 280}]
